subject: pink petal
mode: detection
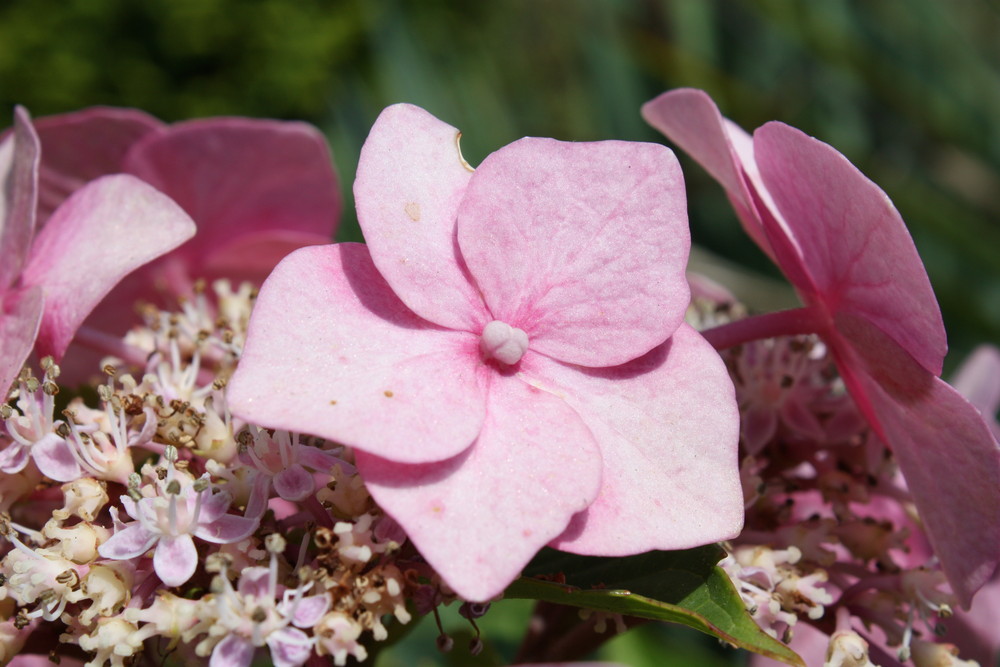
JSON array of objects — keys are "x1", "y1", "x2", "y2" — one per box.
[
  {"x1": 227, "y1": 243, "x2": 488, "y2": 464},
  {"x1": 124, "y1": 116, "x2": 340, "y2": 258},
  {"x1": 836, "y1": 313, "x2": 1000, "y2": 608},
  {"x1": 20, "y1": 174, "x2": 196, "y2": 359},
  {"x1": 1, "y1": 106, "x2": 40, "y2": 288},
  {"x1": 273, "y1": 464, "x2": 315, "y2": 502},
  {"x1": 754, "y1": 122, "x2": 947, "y2": 376},
  {"x1": 31, "y1": 107, "x2": 164, "y2": 222},
  {"x1": 0, "y1": 285, "x2": 43, "y2": 398},
  {"x1": 154, "y1": 534, "x2": 198, "y2": 586},
  {"x1": 951, "y1": 345, "x2": 1000, "y2": 439},
  {"x1": 195, "y1": 512, "x2": 259, "y2": 544},
  {"x1": 236, "y1": 566, "x2": 271, "y2": 598},
  {"x1": 210, "y1": 634, "x2": 255, "y2": 667},
  {"x1": 355, "y1": 373, "x2": 603, "y2": 602},
  {"x1": 457, "y1": 138, "x2": 690, "y2": 367},
  {"x1": 354, "y1": 103, "x2": 488, "y2": 331},
  {"x1": 0, "y1": 440, "x2": 30, "y2": 473},
  {"x1": 289, "y1": 593, "x2": 330, "y2": 628},
  {"x1": 532, "y1": 324, "x2": 743, "y2": 554},
  {"x1": 198, "y1": 228, "x2": 334, "y2": 287},
  {"x1": 197, "y1": 488, "x2": 234, "y2": 523},
  {"x1": 97, "y1": 523, "x2": 158, "y2": 560},
  {"x1": 31, "y1": 432, "x2": 83, "y2": 482},
  {"x1": 267, "y1": 627, "x2": 312, "y2": 667},
  {"x1": 642, "y1": 89, "x2": 771, "y2": 253}
]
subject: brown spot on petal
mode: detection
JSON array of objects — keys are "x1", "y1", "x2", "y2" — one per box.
[
  {"x1": 404, "y1": 202, "x2": 421, "y2": 221},
  {"x1": 329, "y1": 400, "x2": 337, "y2": 405},
  {"x1": 383, "y1": 390, "x2": 394, "y2": 398}
]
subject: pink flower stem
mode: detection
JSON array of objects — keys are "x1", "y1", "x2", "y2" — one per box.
[
  {"x1": 74, "y1": 325, "x2": 150, "y2": 368},
  {"x1": 304, "y1": 495, "x2": 334, "y2": 528},
  {"x1": 700, "y1": 306, "x2": 826, "y2": 350}
]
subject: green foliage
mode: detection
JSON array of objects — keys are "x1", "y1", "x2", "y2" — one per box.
[{"x1": 507, "y1": 546, "x2": 803, "y2": 666}]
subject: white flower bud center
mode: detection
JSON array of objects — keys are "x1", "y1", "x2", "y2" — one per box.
[{"x1": 480, "y1": 320, "x2": 529, "y2": 365}]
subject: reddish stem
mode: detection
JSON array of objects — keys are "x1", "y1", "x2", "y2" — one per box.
[{"x1": 700, "y1": 306, "x2": 826, "y2": 350}]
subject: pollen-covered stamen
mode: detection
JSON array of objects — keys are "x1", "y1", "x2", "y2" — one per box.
[{"x1": 480, "y1": 320, "x2": 529, "y2": 365}]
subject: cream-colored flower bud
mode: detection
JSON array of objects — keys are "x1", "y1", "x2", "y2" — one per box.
[
  {"x1": 79, "y1": 563, "x2": 133, "y2": 625},
  {"x1": 54, "y1": 478, "x2": 110, "y2": 522},
  {"x1": 44, "y1": 520, "x2": 108, "y2": 564}
]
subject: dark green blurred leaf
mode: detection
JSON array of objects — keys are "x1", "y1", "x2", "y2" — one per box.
[{"x1": 507, "y1": 547, "x2": 804, "y2": 667}]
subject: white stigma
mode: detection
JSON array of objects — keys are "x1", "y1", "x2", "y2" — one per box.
[{"x1": 480, "y1": 320, "x2": 529, "y2": 365}]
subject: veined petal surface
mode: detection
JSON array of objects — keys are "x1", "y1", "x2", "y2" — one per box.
[
  {"x1": 836, "y1": 313, "x2": 1000, "y2": 608},
  {"x1": 530, "y1": 324, "x2": 743, "y2": 553},
  {"x1": 355, "y1": 372, "x2": 602, "y2": 602},
  {"x1": 20, "y1": 174, "x2": 196, "y2": 359},
  {"x1": 124, "y1": 117, "x2": 340, "y2": 254},
  {"x1": 457, "y1": 138, "x2": 690, "y2": 367},
  {"x1": 227, "y1": 243, "x2": 487, "y2": 464},
  {"x1": 31, "y1": 107, "x2": 164, "y2": 222},
  {"x1": 755, "y1": 122, "x2": 947, "y2": 376},
  {"x1": 0, "y1": 106, "x2": 40, "y2": 288},
  {"x1": 354, "y1": 103, "x2": 487, "y2": 332},
  {"x1": 642, "y1": 88, "x2": 770, "y2": 253},
  {"x1": 0, "y1": 286, "x2": 42, "y2": 398}
]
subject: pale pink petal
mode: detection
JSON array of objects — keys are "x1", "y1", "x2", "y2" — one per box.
[
  {"x1": 227, "y1": 243, "x2": 488, "y2": 464},
  {"x1": 0, "y1": 106, "x2": 40, "y2": 287},
  {"x1": 124, "y1": 117, "x2": 339, "y2": 256},
  {"x1": 642, "y1": 89, "x2": 770, "y2": 251},
  {"x1": 31, "y1": 433, "x2": 83, "y2": 482},
  {"x1": 457, "y1": 138, "x2": 690, "y2": 367},
  {"x1": 236, "y1": 566, "x2": 270, "y2": 598},
  {"x1": 741, "y1": 405, "x2": 779, "y2": 455},
  {"x1": 296, "y1": 445, "x2": 352, "y2": 476},
  {"x1": 531, "y1": 324, "x2": 743, "y2": 554},
  {"x1": 20, "y1": 174, "x2": 196, "y2": 359},
  {"x1": 754, "y1": 122, "x2": 947, "y2": 376},
  {"x1": 273, "y1": 464, "x2": 315, "y2": 502},
  {"x1": 355, "y1": 373, "x2": 603, "y2": 602},
  {"x1": 197, "y1": 488, "x2": 234, "y2": 523},
  {"x1": 31, "y1": 107, "x2": 164, "y2": 222},
  {"x1": 354, "y1": 103, "x2": 488, "y2": 331},
  {"x1": 97, "y1": 523, "x2": 158, "y2": 560},
  {"x1": 836, "y1": 313, "x2": 1000, "y2": 608},
  {"x1": 154, "y1": 534, "x2": 198, "y2": 586},
  {"x1": 194, "y1": 512, "x2": 259, "y2": 544},
  {"x1": 951, "y1": 345, "x2": 1000, "y2": 439},
  {"x1": 267, "y1": 627, "x2": 312, "y2": 667},
  {"x1": 210, "y1": 634, "x2": 255, "y2": 667},
  {"x1": 0, "y1": 440, "x2": 30, "y2": 473},
  {"x1": 0, "y1": 285, "x2": 43, "y2": 398},
  {"x1": 288, "y1": 593, "x2": 330, "y2": 628}
]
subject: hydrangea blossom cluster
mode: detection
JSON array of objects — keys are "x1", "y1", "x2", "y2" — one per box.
[
  {"x1": 650, "y1": 89, "x2": 1000, "y2": 666},
  {"x1": 1, "y1": 91, "x2": 998, "y2": 667}
]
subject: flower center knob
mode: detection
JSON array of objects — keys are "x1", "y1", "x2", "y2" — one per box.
[{"x1": 480, "y1": 320, "x2": 529, "y2": 365}]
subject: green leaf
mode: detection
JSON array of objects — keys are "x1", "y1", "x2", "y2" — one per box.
[{"x1": 505, "y1": 546, "x2": 804, "y2": 667}]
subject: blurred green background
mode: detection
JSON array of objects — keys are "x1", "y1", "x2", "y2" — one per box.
[{"x1": 3, "y1": 0, "x2": 998, "y2": 663}]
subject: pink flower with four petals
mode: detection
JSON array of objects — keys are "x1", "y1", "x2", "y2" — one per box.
[{"x1": 228, "y1": 104, "x2": 744, "y2": 601}]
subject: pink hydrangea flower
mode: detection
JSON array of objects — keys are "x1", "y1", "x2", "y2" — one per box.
[
  {"x1": 1, "y1": 107, "x2": 196, "y2": 397},
  {"x1": 98, "y1": 466, "x2": 259, "y2": 587},
  {"x1": 209, "y1": 565, "x2": 330, "y2": 667},
  {"x1": 643, "y1": 88, "x2": 1000, "y2": 607},
  {"x1": 228, "y1": 103, "x2": 743, "y2": 601},
  {"x1": 11, "y1": 107, "x2": 341, "y2": 379}
]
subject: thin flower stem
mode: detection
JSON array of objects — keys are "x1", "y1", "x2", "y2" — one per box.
[{"x1": 700, "y1": 306, "x2": 826, "y2": 350}]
